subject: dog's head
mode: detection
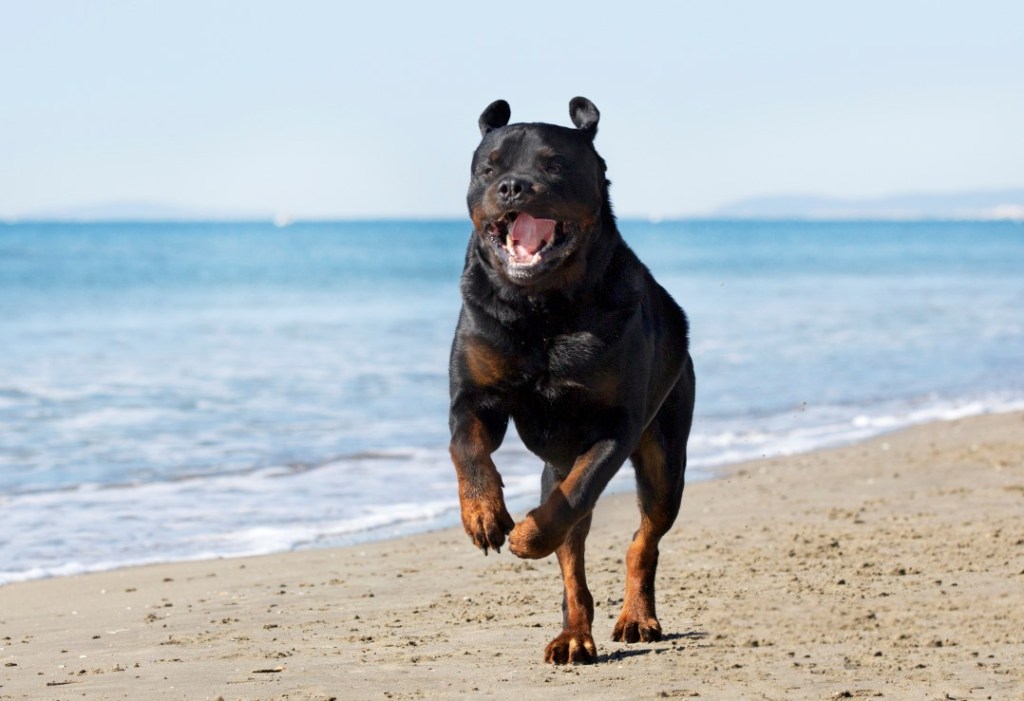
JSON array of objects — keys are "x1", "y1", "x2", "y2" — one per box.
[{"x1": 466, "y1": 97, "x2": 608, "y2": 287}]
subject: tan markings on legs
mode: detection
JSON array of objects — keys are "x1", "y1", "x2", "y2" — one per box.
[
  {"x1": 633, "y1": 425, "x2": 668, "y2": 494},
  {"x1": 450, "y1": 416, "x2": 513, "y2": 553},
  {"x1": 509, "y1": 444, "x2": 603, "y2": 559},
  {"x1": 544, "y1": 513, "x2": 597, "y2": 664},
  {"x1": 613, "y1": 427, "x2": 668, "y2": 643},
  {"x1": 612, "y1": 520, "x2": 664, "y2": 643}
]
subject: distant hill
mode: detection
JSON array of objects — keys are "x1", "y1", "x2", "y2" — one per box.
[
  {"x1": 10, "y1": 189, "x2": 1024, "y2": 223},
  {"x1": 713, "y1": 189, "x2": 1024, "y2": 221}
]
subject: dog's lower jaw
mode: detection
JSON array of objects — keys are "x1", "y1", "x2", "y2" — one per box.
[{"x1": 480, "y1": 219, "x2": 582, "y2": 286}]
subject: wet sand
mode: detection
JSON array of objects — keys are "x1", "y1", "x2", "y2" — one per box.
[{"x1": 2, "y1": 411, "x2": 1022, "y2": 700}]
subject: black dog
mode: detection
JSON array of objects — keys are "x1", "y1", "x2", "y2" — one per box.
[{"x1": 448, "y1": 97, "x2": 695, "y2": 664}]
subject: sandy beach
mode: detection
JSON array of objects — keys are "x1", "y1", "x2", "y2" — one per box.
[{"x1": 1, "y1": 411, "x2": 1022, "y2": 700}]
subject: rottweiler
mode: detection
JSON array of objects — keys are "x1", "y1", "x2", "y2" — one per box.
[{"x1": 448, "y1": 97, "x2": 695, "y2": 664}]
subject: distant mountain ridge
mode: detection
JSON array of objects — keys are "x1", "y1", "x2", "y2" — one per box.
[
  {"x1": 713, "y1": 189, "x2": 1024, "y2": 221},
  {"x1": 7, "y1": 189, "x2": 1024, "y2": 223}
]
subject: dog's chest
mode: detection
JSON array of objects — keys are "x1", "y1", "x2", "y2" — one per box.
[{"x1": 508, "y1": 329, "x2": 608, "y2": 394}]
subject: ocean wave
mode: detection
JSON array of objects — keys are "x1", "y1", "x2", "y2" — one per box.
[{"x1": 3, "y1": 392, "x2": 1021, "y2": 586}]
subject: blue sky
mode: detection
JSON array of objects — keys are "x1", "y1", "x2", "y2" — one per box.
[{"x1": 2, "y1": 1, "x2": 1022, "y2": 219}]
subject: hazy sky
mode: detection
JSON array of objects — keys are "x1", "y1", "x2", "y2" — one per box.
[{"x1": 2, "y1": 1, "x2": 1022, "y2": 218}]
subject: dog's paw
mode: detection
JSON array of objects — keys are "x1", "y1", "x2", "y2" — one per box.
[
  {"x1": 611, "y1": 614, "x2": 662, "y2": 643},
  {"x1": 508, "y1": 511, "x2": 563, "y2": 559},
  {"x1": 459, "y1": 494, "x2": 514, "y2": 555},
  {"x1": 544, "y1": 629, "x2": 597, "y2": 664}
]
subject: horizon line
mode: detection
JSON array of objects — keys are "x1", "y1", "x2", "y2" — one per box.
[{"x1": 5, "y1": 214, "x2": 1024, "y2": 226}]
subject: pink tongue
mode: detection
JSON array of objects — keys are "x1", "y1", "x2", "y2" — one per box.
[{"x1": 509, "y1": 213, "x2": 556, "y2": 257}]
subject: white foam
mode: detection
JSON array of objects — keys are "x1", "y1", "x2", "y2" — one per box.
[{"x1": 2, "y1": 394, "x2": 1023, "y2": 586}]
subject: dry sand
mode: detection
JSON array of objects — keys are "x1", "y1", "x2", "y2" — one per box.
[{"x1": 1, "y1": 411, "x2": 1022, "y2": 700}]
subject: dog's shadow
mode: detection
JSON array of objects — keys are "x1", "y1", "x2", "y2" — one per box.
[
  {"x1": 662, "y1": 631, "x2": 708, "y2": 642},
  {"x1": 598, "y1": 647, "x2": 652, "y2": 663},
  {"x1": 598, "y1": 630, "x2": 708, "y2": 662}
]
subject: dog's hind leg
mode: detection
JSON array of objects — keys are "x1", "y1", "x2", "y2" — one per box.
[
  {"x1": 539, "y1": 463, "x2": 597, "y2": 664},
  {"x1": 544, "y1": 509, "x2": 596, "y2": 663},
  {"x1": 612, "y1": 369, "x2": 693, "y2": 643}
]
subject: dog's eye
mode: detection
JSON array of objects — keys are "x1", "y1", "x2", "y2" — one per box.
[
  {"x1": 544, "y1": 159, "x2": 565, "y2": 175},
  {"x1": 479, "y1": 166, "x2": 494, "y2": 178}
]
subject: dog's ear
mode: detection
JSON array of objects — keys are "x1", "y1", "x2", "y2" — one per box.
[
  {"x1": 569, "y1": 97, "x2": 599, "y2": 139},
  {"x1": 478, "y1": 100, "x2": 511, "y2": 136}
]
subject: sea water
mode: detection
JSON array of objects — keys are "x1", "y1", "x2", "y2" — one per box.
[{"x1": 1, "y1": 219, "x2": 1022, "y2": 583}]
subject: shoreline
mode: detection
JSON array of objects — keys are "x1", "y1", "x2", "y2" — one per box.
[
  {"x1": 6, "y1": 396, "x2": 1023, "y2": 589},
  {"x1": 1, "y1": 411, "x2": 1022, "y2": 699}
]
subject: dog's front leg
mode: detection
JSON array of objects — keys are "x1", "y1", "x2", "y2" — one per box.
[
  {"x1": 449, "y1": 404, "x2": 514, "y2": 555},
  {"x1": 509, "y1": 434, "x2": 632, "y2": 560}
]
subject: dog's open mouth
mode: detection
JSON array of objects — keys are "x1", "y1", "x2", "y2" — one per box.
[{"x1": 487, "y1": 212, "x2": 575, "y2": 277}]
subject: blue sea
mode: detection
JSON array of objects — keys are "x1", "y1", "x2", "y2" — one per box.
[{"x1": 1, "y1": 219, "x2": 1022, "y2": 584}]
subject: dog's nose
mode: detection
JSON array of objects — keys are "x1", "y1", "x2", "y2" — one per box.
[{"x1": 496, "y1": 177, "x2": 531, "y2": 204}]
